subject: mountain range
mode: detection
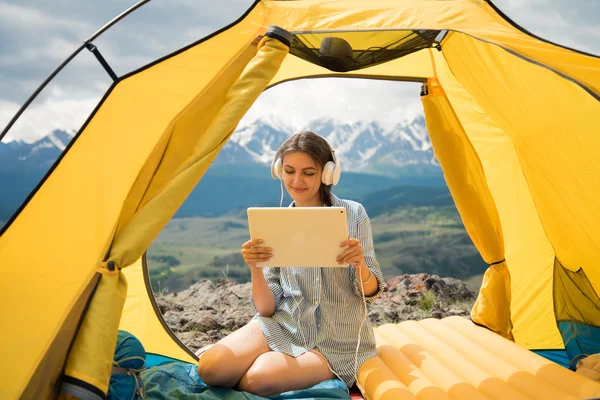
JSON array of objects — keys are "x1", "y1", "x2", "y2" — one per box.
[
  {"x1": 0, "y1": 115, "x2": 436, "y2": 172},
  {"x1": 220, "y1": 115, "x2": 437, "y2": 174},
  {"x1": 0, "y1": 129, "x2": 74, "y2": 172},
  {"x1": 0, "y1": 115, "x2": 443, "y2": 224}
]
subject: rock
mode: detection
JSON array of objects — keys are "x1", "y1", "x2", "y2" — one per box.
[
  {"x1": 156, "y1": 298, "x2": 183, "y2": 314},
  {"x1": 155, "y1": 274, "x2": 477, "y2": 352},
  {"x1": 385, "y1": 276, "x2": 404, "y2": 292},
  {"x1": 425, "y1": 275, "x2": 476, "y2": 302},
  {"x1": 178, "y1": 331, "x2": 210, "y2": 350},
  {"x1": 180, "y1": 310, "x2": 222, "y2": 331},
  {"x1": 391, "y1": 295, "x2": 403, "y2": 304},
  {"x1": 162, "y1": 311, "x2": 181, "y2": 330},
  {"x1": 156, "y1": 298, "x2": 170, "y2": 314},
  {"x1": 383, "y1": 309, "x2": 397, "y2": 320}
]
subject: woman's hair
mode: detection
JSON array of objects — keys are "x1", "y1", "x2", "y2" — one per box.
[{"x1": 275, "y1": 131, "x2": 334, "y2": 206}]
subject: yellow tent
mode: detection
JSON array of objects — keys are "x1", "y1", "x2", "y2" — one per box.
[{"x1": 1, "y1": 0, "x2": 599, "y2": 399}]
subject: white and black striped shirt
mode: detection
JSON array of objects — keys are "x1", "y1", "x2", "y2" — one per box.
[{"x1": 252, "y1": 193, "x2": 385, "y2": 387}]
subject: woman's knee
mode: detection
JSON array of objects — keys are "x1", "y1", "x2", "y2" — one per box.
[
  {"x1": 197, "y1": 322, "x2": 270, "y2": 388},
  {"x1": 238, "y1": 357, "x2": 281, "y2": 396},
  {"x1": 239, "y1": 350, "x2": 335, "y2": 396},
  {"x1": 197, "y1": 346, "x2": 238, "y2": 387}
]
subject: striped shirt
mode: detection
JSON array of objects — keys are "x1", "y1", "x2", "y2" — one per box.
[{"x1": 252, "y1": 193, "x2": 385, "y2": 388}]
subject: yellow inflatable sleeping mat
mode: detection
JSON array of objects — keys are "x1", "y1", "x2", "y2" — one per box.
[{"x1": 357, "y1": 316, "x2": 600, "y2": 400}]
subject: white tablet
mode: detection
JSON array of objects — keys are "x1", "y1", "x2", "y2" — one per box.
[{"x1": 247, "y1": 207, "x2": 349, "y2": 268}]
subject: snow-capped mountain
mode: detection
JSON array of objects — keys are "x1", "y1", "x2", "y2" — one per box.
[
  {"x1": 0, "y1": 129, "x2": 74, "y2": 170},
  {"x1": 215, "y1": 114, "x2": 437, "y2": 173}
]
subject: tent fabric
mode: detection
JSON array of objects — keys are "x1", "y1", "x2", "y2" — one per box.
[
  {"x1": 532, "y1": 350, "x2": 571, "y2": 370},
  {"x1": 63, "y1": 268, "x2": 127, "y2": 394},
  {"x1": 441, "y1": 31, "x2": 600, "y2": 290},
  {"x1": 1, "y1": 0, "x2": 600, "y2": 398},
  {"x1": 119, "y1": 259, "x2": 196, "y2": 365},
  {"x1": 421, "y1": 77, "x2": 512, "y2": 340},
  {"x1": 61, "y1": 34, "x2": 290, "y2": 397},
  {"x1": 553, "y1": 260, "x2": 600, "y2": 328},
  {"x1": 262, "y1": 0, "x2": 600, "y2": 95},
  {"x1": 554, "y1": 260, "x2": 600, "y2": 366},
  {"x1": 18, "y1": 274, "x2": 100, "y2": 400},
  {"x1": 2, "y1": 7, "x2": 273, "y2": 396},
  {"x1": 428, "y1": 46, "x2": 560, "y2": 349}
]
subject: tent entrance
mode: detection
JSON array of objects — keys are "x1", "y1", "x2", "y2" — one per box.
[{"x1": 289, "y1": 30, "x2": 445, "y2": 72}]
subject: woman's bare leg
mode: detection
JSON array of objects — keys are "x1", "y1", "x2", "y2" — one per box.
[
  {"x1": 197, "y1": 321, "x2": 270, "y2": 387},
  {"x1": 238, "y1": 349, "x2": 336, "y2": 397}
]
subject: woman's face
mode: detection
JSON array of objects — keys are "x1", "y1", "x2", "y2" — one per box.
[{"x1": 282, "y1": 151, "x2": 322, "y2": 206}]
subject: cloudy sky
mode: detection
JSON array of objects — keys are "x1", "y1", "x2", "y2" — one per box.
[{"x1": 0, "y1": 0, "x2": 598, "y2": 142}]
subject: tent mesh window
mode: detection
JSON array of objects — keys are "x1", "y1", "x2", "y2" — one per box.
[{"x1": 289, "y1": 30, "x2": 442, "y2": 72}]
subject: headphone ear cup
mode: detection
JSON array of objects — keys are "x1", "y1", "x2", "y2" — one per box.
[
  {"x1": 271, "y1": 158, "x2": 282, "y2": 179},
  {"x1": 332, "y1": 159, "x2": 341, "y2": 186},
  {"x1": 322, "y1": 161, "x2": 335, "y2": 186}
]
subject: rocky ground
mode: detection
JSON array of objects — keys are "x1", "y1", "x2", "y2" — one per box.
[{"x1": 156, "y1": 273, "x2": 477, "y2": 352}]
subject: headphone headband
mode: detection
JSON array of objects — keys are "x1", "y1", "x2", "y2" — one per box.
[
  {"x1": 271, "y1": 134, "x2": 341, "y2": 186},
  {"x1": 321, "y1": 136, "x2": 338, "y2": 165}
]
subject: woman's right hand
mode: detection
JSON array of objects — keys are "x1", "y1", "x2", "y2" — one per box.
[{"x1": 241, "y1": 239, "x2": 273, "y2": 268}]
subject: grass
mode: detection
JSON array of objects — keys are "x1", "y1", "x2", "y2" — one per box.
[
  {"x1": 413, "y1": 308, "x2": 433, "y2": 319},
  {"x1": 418, "y1": 291, "x2": 437, "y2": 311}
]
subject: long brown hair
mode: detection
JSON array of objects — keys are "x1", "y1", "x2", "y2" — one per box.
[{"x1": 275, "y1": 131, "x2": 335, "y2": 206}]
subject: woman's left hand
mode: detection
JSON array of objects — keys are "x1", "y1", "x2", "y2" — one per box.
[{"x1": 337, "y1": 237, "x2": 365, "y2": 268}]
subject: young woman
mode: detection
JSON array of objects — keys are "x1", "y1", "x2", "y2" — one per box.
[{"x1": 197, "y1": 131, "x2": 385, "y2": 397}]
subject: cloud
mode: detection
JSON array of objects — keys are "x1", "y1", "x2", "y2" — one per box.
[
  {"x1": 0, "y1": 62, "x2": 111, "y2": 143},
  {"x1": 493, "y1": 0, "x2": 600, "y2": 54},
  {"x1": 241, "y1": 79, "x2": 423, "y2": 131},
  {"x1": 0, "y1": 96, "x2": 101, "y2": 143},
  {"x1": 1, "y1": 0, "x2": 598, "y2": 142},
  {"x1": 1, "y1": 37, "x2": 80, "y2": 67},
  {"x1": 0, "y1": 2, "x2": 92, "y2": 34}
]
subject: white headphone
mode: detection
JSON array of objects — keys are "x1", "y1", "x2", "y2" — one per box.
[{"x1": 271, "y1": 136, "x2": 341, "y2": 186}]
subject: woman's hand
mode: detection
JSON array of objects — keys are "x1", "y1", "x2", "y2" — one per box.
[
  {"x1": 241, "y1": 239, "x2": 273, "y2": 268},
  {"x1": 243, "y1": 239, "x2": 276, "y2": 316},
  {"x1": 337, "y1": 237, "x2": 365, "y2": 268}
]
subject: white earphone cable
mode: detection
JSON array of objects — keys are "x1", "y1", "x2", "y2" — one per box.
[
  {"x1": 280, "y1": 176, "x2": 284, "y2": 208},
  {"x1": 354, "y1": 267, "x2": 369, "y2": 381}
]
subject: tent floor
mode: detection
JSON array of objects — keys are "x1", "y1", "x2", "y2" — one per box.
[{"x1": 357, "y1": 316, "x2": 600, "y2": 400}]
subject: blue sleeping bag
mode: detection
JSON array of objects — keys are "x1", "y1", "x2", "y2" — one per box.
[{"x1": 140, "y1": 361, "x2": 351, "y2": 400}]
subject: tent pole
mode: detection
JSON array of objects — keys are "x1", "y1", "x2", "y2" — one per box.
[{"x1": 85, "y1": 0, "x2": 152, "y2": 42}]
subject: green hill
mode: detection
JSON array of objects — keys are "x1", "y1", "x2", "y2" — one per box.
[
  {"x1": 361, "y1": 185, "x2": 453, "y2": 217},
  {"x1": 148, "y1": 185, "x2": 486, "y2": 294},
  {"x1": 176, "y1": 164, "x2": 444, "y2": 217}
]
